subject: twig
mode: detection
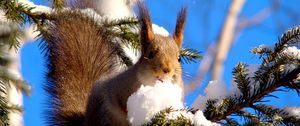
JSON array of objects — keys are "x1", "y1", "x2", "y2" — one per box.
[
  {"x1": 209, "y1": 68, "x2": 300, "y2": 121},
  {"x1": 212, "y1": 0, "x2": 245, "y2": 80}
]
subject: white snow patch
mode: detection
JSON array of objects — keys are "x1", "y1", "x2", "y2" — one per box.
[
  {"x1": 258, "y1": 44, "x2": 274, "y2": 52},
  {"x1": 122, "y1": 44, "x2": 140, "y2": 64},
  {"x1": 0, "y1": 10, "x2": 6, "y2": 21},
  {"x1": 284, "y1": 107, "x2": 300, "y2": 118},
  {"x1": 193, "y1": 80, "x2": 230, "y2": 110},
  {"x1": 127, "y1": 78, "x2": 221, "y2": 125},
  {"x1": 17, "y1": 0, "x2": 51, "y2": 13},
  {"x1": 127, "y1": 80, "x2": 184, "y2": 126},
  {"x1": 127, "y1": 80, "x2": 220, "y2": 126},
  {"x1": 80, "y1": 8, "x2": 103, "y2": 22},
  {"x1": 165, "y1": 110, "x2": 194, "y2": 121},
  {"x1": 91, "y1": 0, "x2": 134, "y2": 19},
  {"x1": 282, "y1": 46, "x2": 300, "y2": 60},
  {"x1": 194, "y1": 111, "x2": 221, "y2": 126},
  {"x1": 20, "y1": 24, "x2": 39, "y2": 43},
  {"x1": 165, "y1": 110, "x2": 221, "y2": 126},
  {"x1": 152, "y1": 24, "x2": 170, "y2": 36}
]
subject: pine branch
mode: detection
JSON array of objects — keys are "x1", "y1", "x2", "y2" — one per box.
[
  {"x1": 252, "y1": 104, "x2": 300, "y2": 125},
  {"x1": 0, "y1": 0, "x2": 29, "y2": 23},
  {"x1": 1, "y1": 0, "x2": 202, "y2": 65},
  {"x1": 224, "y1": 118, "x2": 239, "y2": 126},
  {"x1": 205, "y1": 67, "x2": 300, "y2": 122},
  {"x1": 272, "y1": 26, "x2": 300, "y2": 58},
  {"x1": 203, "y1": 25, "x2": 300, "y2": 124},
  {"x1": 143, "y1": 108, "x2": 193, "y2": 126},
  {"x1": 0, "y1": 3, "x2": 34, "y2": 124},
  {"x1": 180, "y1": 48, "x2": 202, "y2": 64},
  {"x1": 0, "y1": 0, "x2": 51, "y2": 25},
  {"x1": 103, "y1": 17, "x2": 139, "y2": 28},
  {"x1": 0, "y1": 21, "x2": 23, "y2": 49},
  {"x1": 252, "y1": 25, "x2": 300, "y2": 63},
  {"x1": 235, "y1": 110, "x2": 260, "y2": 124},
  {"x1": 102, "y1": 17, "x2": 141, "y2": 55},
  {"x1": 0, "y1": 68, "x2": 30, "y2": 95},
  {"x1": 232, "y1": 63, "x2": 251, "y2": 100},
  {"x1": 0, "y1": 94, "x2": 9, "y2": 126}
]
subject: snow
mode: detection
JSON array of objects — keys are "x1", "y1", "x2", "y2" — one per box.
[
  {"x1": 193, "y1": 80, "x2": 230, "y2": 110},
  {"x1": 127, "y1": 80, "x2": 184, "y2": 126},
  {"x1": 258, "y1": 44, "x2": 273, "y2": 51},
  {"x1": 165, "y1": 110, "x2": 194, "y2": 121},
  {"x1": 80, "y1": 8, "x2": 103, "y2": 22},
  {"x1": 91, "y1": 0, "x2": 136, "y2": 19},
  {"x1": 282, "y1": 46, "x2": 300, "y2": 60},
  {"x1": 21, "y1": 24, "x2": 39, "y2": 43},
  {"x1": 194, "y1": 111, "x2": 220, "y2": 126},
  {"x1": 0, "y1": 10, "x2": 6, "y2": 21},
  {"x1": 17, "y1": 0, "x2": 51, "y2": 13},
  {"x1": 127, "y1": 80, "x2": 220, "y2": 126},
  {"x1": 165, "y1": 109, "x2": 221, "y2": 126},
  {"x1": 152, "y1": 24, "x2": 170, "y2": 36},
  {"x1": 284, "y1": 107, "x2": 300, "y2": 118}
]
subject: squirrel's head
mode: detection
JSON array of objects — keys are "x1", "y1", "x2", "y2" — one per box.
[{"x1": 137, "y1": 3, "x2": 186, "y2": 86}]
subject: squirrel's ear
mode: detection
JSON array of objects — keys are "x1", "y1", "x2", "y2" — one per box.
[
  {"x1": 173, "y1": 7, "x2": 187, "y2": 48},
  {"x1": 138, "y1": 2, "x2": 154, "y2": 49}
]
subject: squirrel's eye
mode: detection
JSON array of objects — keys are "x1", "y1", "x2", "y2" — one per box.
[
  {"x1": 148, "y1": 51, "x2": 155, "y2": 59},
  {"x1": 178, "y1": 56, "x2": 181, "y2": 62}
]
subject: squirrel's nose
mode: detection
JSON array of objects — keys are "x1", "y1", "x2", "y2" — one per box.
[{"x1": 163, "y1": 68, "x2": 171, "y2": 73}]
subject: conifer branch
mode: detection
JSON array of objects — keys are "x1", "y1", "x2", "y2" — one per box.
[
  {"x1": 203, "y1": 26, "x2": 300, "y2": 124},
  {"x1": 252, "y1": 26, "x2": 300, "y2": 63},
  {"x1": 102, "y1": 17, "x2": 140, "y2": 51},
  {"x1": 1, "y1": 0, "x2": 50, "y2": 24},
  {"x1": 235, "y1": 110, "x2": 260, "y2": 124},
  {"x1": 0, "y1": 15, "x2": 30, "y2": 126},
  {"x1": 224, "y1": 118, "x2": 239, "y2": 125},
  {"x1": 233, "y1": 63, "x2": 251, "y2": 100},
  {"x1": 0, "y1": 21, "x2": 22, "y2": 49},
  {"x1": 180, "y1": 48, "x2": 202, "y2": 64},
  {"x1": 143, "y1": 108, "x2": 193, "y2": 126},
  {"x1": 204, "y1": 63, "x2": 300, "y2": 123},
  {"x1": 1, "y1": 0, "x2": 201, "y2": 66},
  {"x1": 0, "y1": 87, "x2": 9, "y2": 126},
  {"x1": 252, "y1": 104, "x2": 300, "y2": 125}
]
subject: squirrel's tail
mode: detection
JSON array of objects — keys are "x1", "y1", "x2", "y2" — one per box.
[{"x1": 42, "y1": 11, "x2": 119, "y2": 126}]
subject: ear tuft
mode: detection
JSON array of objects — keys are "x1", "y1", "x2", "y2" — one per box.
[
  {"x1": 138, "y1": 2, "x2": 154, "y2": 47},
  {"x1": 173, "y1": 7, "x2": 187, "y2": 48}
]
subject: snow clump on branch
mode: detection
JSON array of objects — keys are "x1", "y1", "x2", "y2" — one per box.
[{"x1": 127, "y1": 79, "x2": 220, "y2": 126}]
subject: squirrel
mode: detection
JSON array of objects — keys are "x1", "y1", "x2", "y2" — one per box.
[{"x1": 43, "y1": 1, "x2": 186, "y2": 126}]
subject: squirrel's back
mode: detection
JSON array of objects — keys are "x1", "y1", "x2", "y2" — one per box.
[{"x1": 43, "y1": 11, "x2": 119, "y2": 126}]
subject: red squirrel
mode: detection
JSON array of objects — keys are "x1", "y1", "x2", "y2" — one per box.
[{"x1": 44, "y1": 1, "x2": 186, "y2": 126}]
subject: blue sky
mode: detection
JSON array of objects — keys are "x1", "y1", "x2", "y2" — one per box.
[{"x1": 21, "y1": 0, "x2": 300, "y2": 126}]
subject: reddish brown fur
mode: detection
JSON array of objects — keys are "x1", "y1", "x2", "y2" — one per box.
[
  {"x1": 85, "y1": 3, "x2": 186, "y2": 126},
  {"x1": 173, "y1": 7, "x2": 187, "y2": 48},
  {"x1": 45, "y1": 2, "x2": 187, "y2": 126},
  {"x1": 138, "y1": 2, "x2": 155, "y2": 54},
  {"x1": 45, "y1": 11, "x2": 119, "y2": 126}
]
